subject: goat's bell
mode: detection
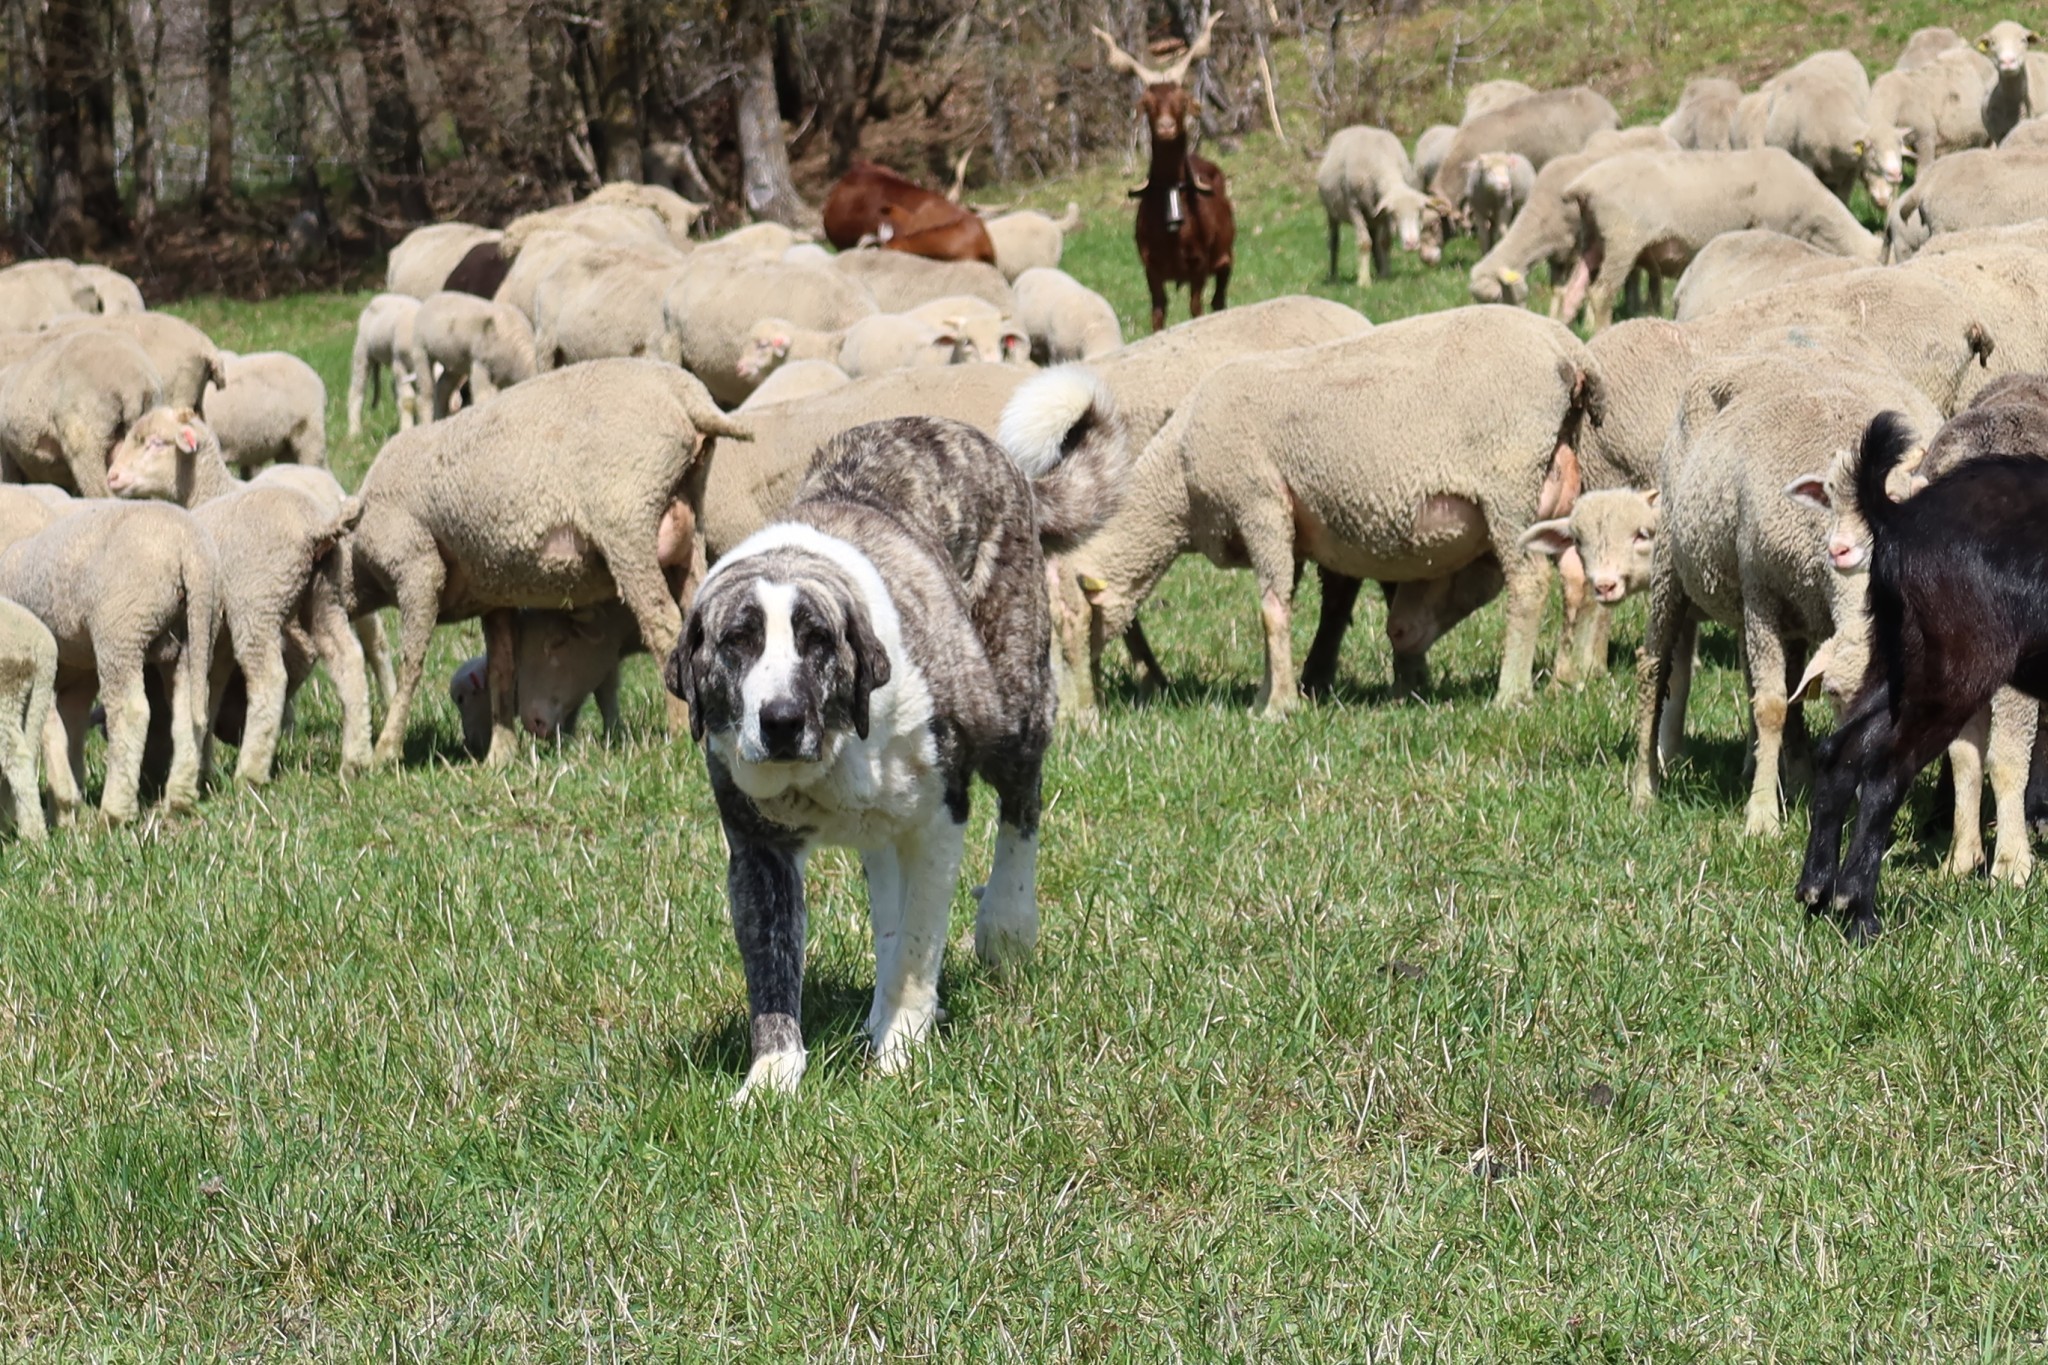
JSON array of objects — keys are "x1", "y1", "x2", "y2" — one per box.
[{"x1": 1166, "y1": 187, "x2": 1185, "y2": 232}]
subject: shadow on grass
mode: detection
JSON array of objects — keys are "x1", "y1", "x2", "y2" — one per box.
[
  {"x1": 668, "y1": 961, "x2": 980, "y2": 1083},
  {"x1": 1100, "y1": 663, "x2": 1498, "y2": 714}
]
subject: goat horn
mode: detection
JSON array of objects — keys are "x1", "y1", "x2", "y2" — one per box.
[
  {"x1": 1092, "y1": 25, "x2": 1168, "y2": 86},
  {"x1": 1158, "y1": 11, "x2": 1223, "y2": 86}
]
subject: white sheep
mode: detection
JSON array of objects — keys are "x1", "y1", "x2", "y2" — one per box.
[
  {"x1": 1463, "y1": 151, "x2": 1535, "y2": 252},
  {"x1": 660, "y1": 258, "x2": 878, "y2": 406},
  {"x1": 0, "y1": 330, "x2": 163, "y2": 496},
  {"x1": 1427, "y1": 87, "x2": 1620, "y2": 205},
  {"x1": 982, "y1": 204, "x2": 1081, "y2": 281},
  {"x1": 530, "y1": 247, "x2": 689, "y2": 372},
  {"x1": 202, "y1": 351, "x2": 327, "y2": 470},
  {"x1": 829, "y1": 249, "x2": 1014, "y2": 313},
  {"x1": 408, "y1": 291, "x2": 538, "y2": 421},
  {"x1": 1898, "y1": 26, "x2": 1966, "y2": 70},
  {"x1": 0, "y1": 595, "x2": 55, "y2": 841},
  {"x1": 1317, "y1": 125, "x2": 1442, "y2": 284},
  {"x1": 447, "y1": 602, "x2": 641, "y2": 755},
  {"x1": 77, "y1": 264, "x2": 144, "y2": 314},
  {"x1": 733, "y1": 358, "x2": 851, "y2": 411},
  {"x1": 1662, "y1": 78, "x2": 1744, "y2": 150},
  {"x1": 1013, "y1": 268, "x2": 1122, "y2": 363},
  {"x1": 1751, "y1": 50, "x2": 1873, "y2": 201},
  {"x1": 1465, "y1": 128, "x2": 1675, "y2": 310},
  {"x1": 1977, "y1": 21, "x2": 2046, "y2": 144},
  {"x1": 1413, "y1": 125, "x2": 1457, "y2": 187},
  {"x1": 39, "y1": 313, "x2": 226, "y2": 409},
  {"x1": 0, "y1": 261, "x2": 100, "y2": 332},
  {"x1": 2002, "y1": 115, "x2": 2048, "y2": 148},
  {"x1": 1670, "y1": 229, "x2": 1861, "y2": 321},
  {"x1": 347, "y1": 293, "x2": 423, "y2": 437},
  {"x1": 583, "y1": 181, "x2": 707, "y2": 247},
  {"x1": 781, "y1": 242, "x2": 833, "y2": 266},
  {"x1": 0, "y1": 500, "x2": 220, "y2": 824},
  {"x1": 1463, "y1": 80, "x2": 1537, "y2": 122},
  {"x1": 502, "y1": 202, "x2": 673, "y2": 259},
  {"x1": 106, "y1": 407, "x2": 373, "y2": 782},
  {"x1": 386, "y1": 223, "x2": 504, "y2": 298},
  {"x1": 1858, "y1": 49, "x2": 1997, "y2": 210},
  {"x1": 902, "y1": 294, "x2": 1029, "y2": 365},
  {"x1": 1885, "y1": 147, "x2": 2048, "y2": 260},
  {"x1": 0, "y1": 485, "x2": 78, "y2": 552}
]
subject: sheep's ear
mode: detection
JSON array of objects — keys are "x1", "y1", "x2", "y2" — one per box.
[
  {"x1": 1852, "y1": 138, "x2": 1866, "y2": 157},
  {"x1": 1498, "y1": 267, "x2": 1523, "y2": 285},
  {"x1": 1794, "y1": 638, "x2": 1838, "y2": 703},
  {"x1": 1784, "y1": 474, "x2": 1831, "y2": 511},
  {"x1": 1518, "y1": 519, "x2": 1575, "y2": 559},
  {"x1": 176, "y1": 424, "x2": 201, "y2": 454},
  {"x1": 1977, "y1": 36, "x2": 1991, "y2": 52},
  {"x1": 1642, "y1": 488, "x2": 1660, "y2": 510}
]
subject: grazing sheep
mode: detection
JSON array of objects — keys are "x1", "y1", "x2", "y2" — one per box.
[
  {"x1": 0, "y1": 500, "x2": 219, "y2": 824},
  {"x1": 734, "y1": 359, "x2": 851, "y2": 411},
  {"x1": 387, "y1": 223, "x2": 504, "y2": 298},
  {"x1": 834, "y1": 314, "x2": 968, "y2": 378},
  {"x1": 1427, "y1": 87, "x2": 1620, "y2": 206},
  {"x1": 1463, "y1": 79, "x2": 1537, "y2": 123},
  {"x1": 1464, "y1": 151, "x2": 1535, "y2": 252},
  {"x1": 530, "y1": 247, "x2": 689, "y2": 372},
  {"x1": 105, "y1": 407, "x2": 371, "y2": 782},
  {"x1": 1413, "y1": 125, "x2": 1457, "y2": 187},
  {"x1": 1670, "y1": 229, "x2": 1862, "y2": 321},
  {"x1": 1751, "y1": 49, "x2": 1873, "y2": 201},
  {"x1": 1916, "y1": 221, "x2": 2048, "y2": 261},
  {"x1": 661, "y1": 259, "x2": 879, "y2": 406},
  {"x1": 1557, "y1": 148, "x2": 1881, "y2": 331},
  {"x1": 1662, "y1": 78, "x2": 1744, "y2": 150},
  {"x1": 0, "y1": 486, "x2": 78, "y2": 553},
  {"x1": 1899, "y1": 244, "x2": 2048, "y2": 402},
  {"x1": 1317, "y1": 125, "x2": 1443, "y2": 284},
  {"x1": 1062, "y1": 307, "x2": 1599, "y2": 718},
  {"x1": 984, "y1": 204, "x2": 1080, "y2": 280},
  {"x1": 349, "y1": 359, "x2": 747, "y2": 766},
  {"x1": 449, "y1": 602, "x2": 642, "y2": 755},
  {"x1": 76, "y1": 264, "x2": 143, "y2": 315},
  {"x1": 503, "y1": 202, "x2": 673, "y2": 258},
  {"x1": 0, "y1": 595, "x2": 55, "y2": 842},
  {"x1": 408, "y1": 291, "x2": 538, "y2": 421},
  {"x1": 0, "y1": 330, "x2": 163, "y2": 496},
  {"x1": 1629, "y1": 344, "x2": 1941, "y2": 836},
  {"x1": 489, "y1": 230, "x2": 609, "y2": 322},
  {"x1": 1899, "y1": 26, "x2": 1966, "y2": 70},
  {"x1": 1885, "y1": 147, "x2": 2048, "y2": 260},
  {"x1": 1858, "y1": 49, "x2": 1997, "y2": 211},
  {"x1": 1977, "y1": 21, "x2": 2045, "y2": 144},
  {"x1": 695, "y1": 222, "x2": 807, "y2": 266},
  {"x1": 0, "y1": 261, "x2": 100, "y2": 332},
  {"x1": 1013, "y1": 268, "x2": 1122, "y2": 363},
  {"x1": 347, "y1": 293, "x2": 423, "y2": 437},
  {"x1": 781, "y1": 243, "x2": 833, "y2": 266},
  {"x1": 1466, "y1": 130, "x2": 1676, "y2": 310},
  {"x1": 201, "y1": 351, "x2": 327, "y2": 470},
  {"x1": 829, "y1": 249, "x2": 1013, "y2": 313},
  {"x1": 40, "y1": 313, "x2": 225, "y2": 410}
]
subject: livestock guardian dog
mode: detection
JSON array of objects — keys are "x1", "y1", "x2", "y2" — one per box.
[{"x1": 667, "y1": 367, "x2": 1127, "y2": 1101}]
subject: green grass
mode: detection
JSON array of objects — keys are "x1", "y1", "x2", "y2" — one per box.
[{"x1": 9, "y1": 19, "x2": 2048, "y2": 1357}]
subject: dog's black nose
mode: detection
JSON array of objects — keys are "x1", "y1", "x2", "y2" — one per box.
[{"x1": 758, "y1": 699, "x2": 808, "y2": 759}]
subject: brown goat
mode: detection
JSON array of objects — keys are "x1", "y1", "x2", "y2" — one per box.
[{"x1": 1094, "y1": 16, "x2": 1236, "y2": 331}]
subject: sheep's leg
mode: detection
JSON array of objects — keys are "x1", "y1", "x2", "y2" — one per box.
[
  {"x1": 1187, "y1": 272, "x2": 1208, "y2": 321},
  {"x1": 1325, "y1": 216, "x2": 1341, "y2": 283},
  {"x1": 356, "y1": 612, "x2": 398, "y2": 706},
  {"x1": 1987, "y1": 687, "x2": 2037, "y2": 885},
  {"x1": 1493, "y1": 548, "x2": 1553, "y2": 708},
  {"x1": 1300, "y1": 567, "x2": 1362, "y2": 700},
  {"x1": 306, "y1": 578, "x2": 373, "y2": 775},
  {"x1": 1631, "y1": 561, "x2": 1689, "y2": 809},
  {"x1": 1550, "y1": 546, "x2": 1590, "y2": 686},
  {"x1": 1741, "y1": 611, "x2": 1794, "y2": 838},
  {"x1": 98, "y1": 660, "x2": 150, "y2": 824},
  {"x1": 0, "y1": 700, "x2": 36, "y2": 842},
  {"x1": 44, "y1": 683, "x2": 89, "y2": 827},
  {"x1": 2028, "y1": 713, "x2": 2048, "y2": 838},
  {"x1": 469, "y1": 370, "x2": 500, "y2": 406},
  {"x1": 164, "y1": 652, "x2": 208, "y2": 812},
  {"x1": 1582, "y1": 238, "x2": 1630, "y2": 332},
  {"x1": 605, "y1": 546, "x2": 685, "y2": 665},
  {"x1": 3, "y1": 647, "x2": 51, "y2": 841},
  {"x1": 1122, "y1": 621, "x2": 1169, "y2": 696},
  {"x1": 1353, "y1": 206, "x2": 1377, "y2": 285},
  {"x1": 483, "y1": 609, "x2": 520, "y2": 768},
  {"x1": 1243, "y1": 509, "x2": 1300, "y2": 720},
  {"x1": 433, "y1": 366, "x2": 463, "y2": 423},
  {"x1": 347, "y1": 339, "x2": 370, "y2": 437},
  {"x1": 1658, "y1": 616, "x2": 1697, "y2": 768},
  {"x1": 1945, "y1": 707, "x2": 1990, "y2": 876},
  {"x1": 1049, "y1": 560, "x2": 1097, "y2": 727},
  {"x1": 1648, "y1": 271, "x2": 1665, "y2": 316},
  {"x1": 372, "y1": 556, "x2": 447, "y2": 766},
  {"x1": 394, "y1": 364, "x2": 417, "y2": 431}
]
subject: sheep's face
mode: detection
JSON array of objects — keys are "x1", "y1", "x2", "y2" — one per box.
[
  {"x1": 1523, "y1": 490, "x2": 1660, "y2": 604},
  {"x1": 1785, "y1": 443, "x2": 1927, "y2": 575},
  {"x1": 1478, "y1": 156, "x2": 1516, "y2": 202},
  {"x1": 1140, "y1": 84, "x2": 1193, "y2": 143},
  {"x1": 1979, "y1": 21, "x2": 2038, "y2": 75},
  {"x1": 106, "y1": 407, "x2": 206, "y2": 500},
  {"x1": 736, "y1": 321, "x2": 793, "y2": 382},
  {"x1": 1855, "y1": 129, "x2": 1910, "y2": 210}
]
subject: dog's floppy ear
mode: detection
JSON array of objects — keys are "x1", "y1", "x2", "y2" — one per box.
[
  {"x1": 664, "y1": 610, "x2": 709, "y2": 743},
  {"x1": 842, "y1": 594, "x2": 892, "y2": 741}
]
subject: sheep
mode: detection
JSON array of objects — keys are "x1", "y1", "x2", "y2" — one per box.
[
  {"x1": 529, "y1": 247, "x2": 689, "y2": 371},
  {"x1": 348, "y1": 359, "x2": 747, "y2": 766},
  {"x1": 448, "y1": 602, "x2": 641, "y2": 756},
  {"x1": 1013, "y1": 268, "x2": 1122, "y2": 363},
  {"x1": 1858, "y1": 49, "x2": 1997, "y2": 211},
  {"x1": 1413, "y1": 125, "x2": 1457, "y2": 187},
  {"x1": 347, "y1": 293, "x2": 423, "y2": 437},
  {"x1": 488, "y1": 230, "x2": 611, "y2": 323},
  {"x1": 781, "y1": 243, "x2": 833, "y2": 266},
  {"x1": 694, "y1": 222, "x2": 806, "y2": 266},
  {"x1": 1662, "y1": 78, "x2": 1744, "y2": 150},
  {"x1": 660, "y1": 258, "x2": 879, "y2": 406},
  {"x1": 829, "y1": 248, "x2": 1014, "y2": 313},
  {"x1": 2002, "y1": 116, "x2": 2048, "y2": 148},
  {"x1": 1466, "y1": 130, "x2": 1676, "y2": 310},
  {"x1": 0, "y1": 330, "x2": 162, "y2": 496},
  {"x1": 1629, "y1": 344, "x2": 1941, "y2": 838},
  {"x1": 1670, "y1": 229, "x2": 1862, "y2": 321},
  {"x1": 1898, "y1": 244, "x2": 2048, "y2": 401},
  {"x1": 0, "y1": 261, "x2": 100, "y2": 332},
  {"x1": 1464, "y1": 151, "x2": 1534, "y2": 252},
  {"x1": 502, "y1": 202, "x2": 673, "y2": 258},
  {"x1": 582, "y1": 181, "x2": 707, "y2": 248},
  {"x1": 1427, "y1": 87, "x2": 1620, "y2": 207},
  {"x1": 0, "y1": 595, "x2": 54, "y2": 841},
  {"x1": 1977, "y1": 21, "x2": 2045, "y2": 144},
  {"x1": 1061, "y1": 306, "x2": 1598, "y2": 719},
  {"x1": 1885, "y1": 148, "x2": 2048, "y2": 260},
  {"x1": 387, "y1": 223, "x2": 504, "y2": 298},
  {"x1": 1898, "y1": 26, "x2": 1966, "y2": 70},
  {"x1": 0, "y1": 499, "x2": 219, "y2": 824},
  {"x1": 1750, "y1": 49, "x2": 1872, "y2": 201},
  {"x1": 105, "y1": 407, "x2": 372, "y2": 782},
  {"x1": 1556, "y1": 148, "x2": 1881, "y2": 331},
  {"x1": 77, "y1": 264, "x2": 143, "y2": 315},
  {"x1": 818, "y1": 314, "x2": 968, "y2": 379},
  {"x1": 1463, "y1": 79, "x2": 1537, "y2": 123},
  {"x1": 201, "y1": 351, "x2": 327, "y2": 471},
  {"x1": 902, "y1": 295, "x2": 1029, "y2": 366},
  {"x1": 39, "y1": 313, "x2": 225, "y2": 410},
  {"x1": 1796, "y1": 414, "x2": 2048, "y2": 941},
  {"x1": 0, "y1": 486, "x2": 78, "y2": 553},
  {"x1": 1317, "y1": 125, "x2": 1443, "y2": 284},
  {"x1": 406, "y1": 291, "x2": 538, "y2": 422},
  {"x1": 984, "y1": 204, "x2": 1080, "y2": 281},
  {"x1": 733, "y1": 359, "x2": 851, "y2": 411}
]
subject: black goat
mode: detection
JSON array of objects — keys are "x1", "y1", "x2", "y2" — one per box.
[{"x1": 1798, "y1": 411, "x2": 2048, "y2": 941}]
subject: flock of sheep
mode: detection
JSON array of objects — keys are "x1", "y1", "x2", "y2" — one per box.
[{"x1": 2, "y1": 21, "x2": 2048, "y2": 945}]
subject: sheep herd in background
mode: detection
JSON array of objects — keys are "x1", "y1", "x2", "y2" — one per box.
[{"x1": 0, "y1": 18, "x2": 2046, "y2": 1049}]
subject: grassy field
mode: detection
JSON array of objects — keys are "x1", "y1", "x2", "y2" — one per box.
[{"x1": 9, "y1": 20, "x2": 2048, "y2": 1358}]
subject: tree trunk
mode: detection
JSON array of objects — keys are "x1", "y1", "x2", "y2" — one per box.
[
  {"x1": 342, "y1": 0, "x2": 429, "y2": 223},
  {"x1": 202, "y1": 0, "x2": 232, "y2": 211},
  {"x1": 733, "y1": 0, "x2": 813, "y2": 228},
  {"x1": 37, "y1": 0, "x2": 92, "y2": 252},
  {"x1": 77, "y1": 0, "x2": 120, "y2": 232},
  {"x1": 111, "y1": 0, "x2": 154, "y2": 229}
]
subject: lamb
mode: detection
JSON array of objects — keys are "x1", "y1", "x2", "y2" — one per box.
[
  {"x1": 0, "y1": 596, "x2": 55, "y2": 842},
  {"x1": 1885, "y1": 148, "x2": 2048, "y2": 260},
  {"x1": 1796, "y1": 414, "x2": 2048, "y2": 941},
  {"x1": 77, "y1": 264, "x2": 143, "y2": 315},
  {"x1": 448, "y1": 602, "x2": 641, "y2": 755},
  {"x1": 1628, "y1": 344, "x2": 1941, "y2": 838},
  {"x1": 1977, "y1": 21, "x2": 2044, "y2": 144},
  {"x1": 408, "y1": 291, "x2": 538, "y2": 421},
  {"x1": 386, "y1": 223, "x2": 505, "y2": 298},
  {"x1": 829, "y1": 249, "x2": 1014, "y2": 313},
  {"x1": 0, "y1": 261, "x2": 100, "y2": 332},
  {"x1": 660, "y1": 259, "x2": 879, "y2": 406},
  {"x1": 1464, "y1": 151, "x2": 1534, "y2": 252},
  {"x1": 347, "y1": 293, "x2": 423, "y2": 437},
  {"x1": 348, "y1": 359, "x2": 748, "y2": 766},
  {"x1": 1670, "y1": 229, "x2": 1862, "y2": 321},
  {"x1": 1662, "y1": 77, "x2": 1744, "y2": 150},
  {"x1": 903, "y1": 295, "x2": 1030, "y2": 366},
  {"x1": 201, "y1": 351, "x2": 327, "y2": 470},
  {"x1": 1060, "y1": 306, "x2": 1600, "y2": 719},
  {"x1": 737, "y1": 313, "x2": 964, "y2": 383},
  {"x1": 1465, "y1": 130, "x2": 1675, "y2": 310},
  {"x1": 529, "y1": 247, "x2": 689, "y2": 371},
  {"x1": 0, "y1": 499, "x2": 219, "y2": 824},
  {"x1": 1427, "y1": 87, "x2": 1620, "y2": 207},
  {"x1": 582, "y1": 181, "x2": 707, "y2": 247},
  {"x1": 39, "y1": 313, "x2": 226, "y2": 410},
  {"x1": 105, "y1": 406, "x2": 372, "y2": 782},
  {"x1": 1556, "y1": 148, "x2": 1881, "y2": 331},
  {"x1": 1858, "y1": 49, "x2": 1997, "y2": 211},
  {"x1": 1317, "y1": 125, "x2": 1444, "y2": 284},
  {"x1": 0, "y1": 330, "x2": 163, "y2": 496},
  {"x1": 983, "y1": 204, "x2": 1080, "y2": 281},
  {"x1": 0, "y1": 486, "x2": 77, "y2": 552},
  {"x1": 734, "y1": 359, "x2": 851, "y2": 411},
  {"x1": 1463, "y1": 79, "x2": 1537, "y2": 123},
  {"x1": 1013, "y1": 268, "x2": 1122, "y2": 363},
  {"x1": 1413, "y1": 125, "x2": 1457, "y2": 187},
  {"x1": 1752, "y1": 49, "x2": 1872, "y2": 201}
]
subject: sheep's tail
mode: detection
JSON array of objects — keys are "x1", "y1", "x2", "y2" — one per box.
[
  {"x1": 998, "y1": 364, "x2": 1129, "y2": 554},
  {"x1": 1053, "y1": 201, "x2": 1083, "y2": 234},
  {"x1": 667, "y1": 368, "x2": 752, "y2": 440},
  {"x1": 1853, "y1": 411, "x2": 1920, "y2": 544}
]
